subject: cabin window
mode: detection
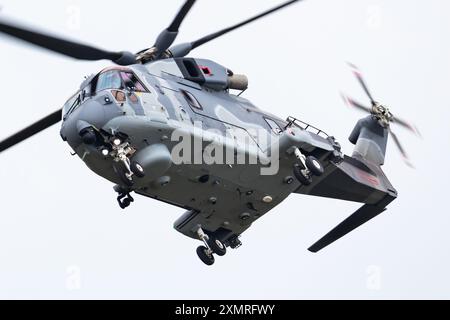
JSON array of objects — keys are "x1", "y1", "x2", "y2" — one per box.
[
  {"x1": 111, "y1": 90, "x2": 127, "y2": 103},
  {"x1": 181, "y1": 90, "x2": 203, "y2": 110},
  {"x1": 264, "y1": 118, "x2": 282, "y2": 134}
]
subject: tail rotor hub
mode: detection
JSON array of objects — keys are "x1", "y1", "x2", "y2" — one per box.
[{"x1": 371, "y1": 102, "x2": 393, "y2": 128}]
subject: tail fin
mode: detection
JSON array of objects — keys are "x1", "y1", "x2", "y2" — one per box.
[{"x1": 349, "y1": 116, "x2": 388, "y2": 166}]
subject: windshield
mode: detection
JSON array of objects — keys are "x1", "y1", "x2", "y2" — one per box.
[
  {"x1": 96, "y1": 71, "x2": 123, "y2": 92},
  {"x1": 96, "y1": 70, "x2": 148, "y2": 93}
]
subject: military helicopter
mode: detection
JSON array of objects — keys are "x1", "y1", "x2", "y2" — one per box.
[{"x1": 0, "y1": 0, "x2": 419, "y2": 265}]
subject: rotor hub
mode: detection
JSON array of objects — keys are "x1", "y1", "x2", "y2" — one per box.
[
  {"x1": 371, "y1": 102, "x2": 393, "y2": 128},
  {"x1": 137, "y1": 47, "x2": 173, "y2": 64}
]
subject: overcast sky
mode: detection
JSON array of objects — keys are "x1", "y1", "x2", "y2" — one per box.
[{"x1": 0, "y1": 0, "x2": 449, "y2": 299}]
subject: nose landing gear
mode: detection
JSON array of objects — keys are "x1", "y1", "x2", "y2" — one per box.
[
  {"x1": 108, "y1": 138, "x2": 146, "y2": 210},
  {"x1": 107, "y1": 138, "x2": 146, "y2": 187},
  {"x1": 113, "y1": 161, "x2": 134, "y2": 187},
  {"x1": 130, "y1": 161, "x2": 145, "y2": 178}
]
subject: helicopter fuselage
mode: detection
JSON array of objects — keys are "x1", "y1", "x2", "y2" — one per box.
[{"x1": 60, "y1": 58, "x2": 340, "y2": 243}]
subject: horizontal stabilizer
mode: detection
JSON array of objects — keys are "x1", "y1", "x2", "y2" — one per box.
[{"x1": 308, "y1": 203, "x2": 386, "y2": 253}]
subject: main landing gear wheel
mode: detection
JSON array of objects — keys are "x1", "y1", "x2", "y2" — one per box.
[
  {"x1": 208, "y1": 238, "x2": 227, "y2": 256},
  {"x1": 293, "y1": 164, "x2": 312, "y2": 186},
  {"x1": 305, "y1": 156, "x2": 324, "y2": 176},
  {"x1": 196, "y1": 246, "x2": 215, "y2": 266},
  {"x1": 130, "y1": 161, "x2": 145, "y2": 178}
]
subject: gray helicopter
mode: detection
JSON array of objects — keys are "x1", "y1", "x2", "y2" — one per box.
[{"x1": 0, "y1": 0, "x2": 419, "y2": 265}]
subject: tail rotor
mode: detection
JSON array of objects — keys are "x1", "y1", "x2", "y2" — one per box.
[{"x1": 341, "y1": 63, "x2": 420, "y2": 167}]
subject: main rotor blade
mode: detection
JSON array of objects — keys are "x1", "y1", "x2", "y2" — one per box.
[
  {"x1": 308, "y1": 204, "x2": 386, "y2": 253},
  {"x1": 0, "y1": 18, "x2": 136, "y2": 65},
  {"x1": 0, "y1": 109, "x2": 62, "y2": 153},
  {"x1": 389, "y1": 128, "x2": 414, "y2": 168},
  {"x1": 153, "y1": 0, "x2": 197, "y2": 56},
  {"x1": 347, "y1": 62, "x2": 376, "y2": 105},
  {"x1": 167, "y1": 0, "x2": 197, "y2": 33},
  {"x1": 340, "y1": 93, "x2": 372, "y2": 114},
  {"x1": 169, "y1": 0, "x2": 301, "y2": 58},
  {"x1": 192, "y1": 0, "x2": 300, "y2": 49}
]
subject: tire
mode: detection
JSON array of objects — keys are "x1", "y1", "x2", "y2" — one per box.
[
  {"x1": 208, "y1": 238, "x2": 227, "y2": 256},
  {"x1": 306, "y1": 156, "x2": 324, "y2": 176},
  {"x1": 196, "y1": 246, "x2": 215, "y2": 266},
  {"x1": 293, "y1": 164, "x2": 312, "y2": 186},
  {"x1": 130, "y1": 161, "x2": 145, "y2": 178}
]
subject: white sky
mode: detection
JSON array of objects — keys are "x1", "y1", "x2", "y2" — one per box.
[{"x1": 0, "y1": 0, "x2": 449, "y2": 299}]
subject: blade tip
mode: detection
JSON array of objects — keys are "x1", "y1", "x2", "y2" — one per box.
[
  {"x1": 346, "y1": 61, "x2": 359, "y2": 71},
  {"x1": 339, "y1": 92, "x2": 350, "y2": 107},
  {"x1": 307, "y1": 247, "x2": 319, "y2": 253}
]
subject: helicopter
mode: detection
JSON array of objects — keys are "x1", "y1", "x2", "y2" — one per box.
[{"x1": 0, "y1": 0, "x2": 419, "y2": 266}]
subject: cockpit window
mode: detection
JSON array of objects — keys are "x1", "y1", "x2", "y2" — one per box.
[
  {"x1": 96, "y1": 71, "x2": 123, "y2": 93},
  {"x1": 120, "y1": 72, "x2": 146, "y2": 92},
  {"x1": 62, "y1": 92, "x2": 81, "y2": 118},
  {"x1": 96, "y1": 70, "x2": 148, "y2": 93}
]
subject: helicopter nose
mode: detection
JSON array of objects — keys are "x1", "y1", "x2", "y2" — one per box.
[{"x1": 61, "y1": 96, "x2": 123, "y2": 151}]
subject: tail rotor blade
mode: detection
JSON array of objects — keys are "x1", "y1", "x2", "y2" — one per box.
[
  {"x1": 347, "y1": 62, "x2": 376, "y2": 105},
  {"x1": 392, "y1": 116, "x2": 421, "y2": 137},
  {"x1": 389, "y1": 128, "x2": 414, "y2": 168},
  {"x1": 170, "y1": 0, "x2": 301, "y2": 58},
  {"x1": 340, "y1": 93, "x2": 372, "y2": 113},
  {"x1": 0, "y1": 109, "x2": 62, "y2": 153}
]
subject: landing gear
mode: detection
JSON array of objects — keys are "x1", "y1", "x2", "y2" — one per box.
[
  {"x1": 293, "y1": 164, "x2": 312, "y2": 185},
  {"x1": 130, "y1": 160, "x2": 145, "y2": 178},
  {"x1": 293, "y1": 147, "x2": 324, "y2": 186},
  {"x1": 114, "y1": 162, "x2": 134, "y2": 187},
  {"x1": 208, "y1": 238, "x2": 227, "y2": 256},
  {"x1": 107, "y1": 137, "x2": 145, "y2": 187},
  {"x1": 195, "y1": 226, "x2": 227, "y2": 266},
  {"x1": 196, "y1": 246, "x2": 215, "y2": 266},
  {"x1": 306, "y1": 156, "x2": 324, "y2": 176},
  {"x1": 114, "y1": 186, "x2": 135, "y2": 209}
]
